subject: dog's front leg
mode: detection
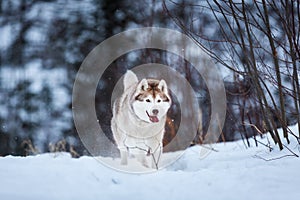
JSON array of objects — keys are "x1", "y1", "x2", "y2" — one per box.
[
  {"x1": 119, "y1": 147, "x2": 128, "y2": 165},
  {"x1": 136, "y1": 153, "x2": 149, "y2": 167}
]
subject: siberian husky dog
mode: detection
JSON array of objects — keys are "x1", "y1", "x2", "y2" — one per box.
[{"x1": 111, "y1": 70, "x2": 172, "y2": 169}]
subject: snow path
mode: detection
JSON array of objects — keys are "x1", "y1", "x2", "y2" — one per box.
[{"x1": 0, "y1": 126, "x2": 300, "y2": 200}]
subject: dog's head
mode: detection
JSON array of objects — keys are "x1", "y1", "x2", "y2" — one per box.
[{"x1": 132, "y1": 78, "x2": 171, "y2": 123}]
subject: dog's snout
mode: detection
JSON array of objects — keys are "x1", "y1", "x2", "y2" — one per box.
[{"x1": 152, "y1": 109, "x2": 159, "y2": 115}]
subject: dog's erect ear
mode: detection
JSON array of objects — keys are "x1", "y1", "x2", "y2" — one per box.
[
  {"x1": 137, "y1": 79, "x2": 149, "y2": 91},
  {"x1": 158, "y1": 79, "x2": 168, "y2": 94},
  {"x1": 124, "y1": 70, "x2": 138, "y2": 91}
]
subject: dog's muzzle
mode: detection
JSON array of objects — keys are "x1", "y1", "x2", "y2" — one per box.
[{"x1": 146, "y1": 111, "x2": 159, "y2": 123}]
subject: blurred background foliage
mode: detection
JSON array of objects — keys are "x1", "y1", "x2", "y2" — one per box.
[{"x1": 0, "y1": 0, "x2": 299, "y2": 156}]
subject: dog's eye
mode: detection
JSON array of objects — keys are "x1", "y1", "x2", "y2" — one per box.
[
  {"x1": 157, "y1": 99, "x2": 161, "y2": 103},
  {"x1": 146, "y1": 99, "x2": 151, "y2": 102}
]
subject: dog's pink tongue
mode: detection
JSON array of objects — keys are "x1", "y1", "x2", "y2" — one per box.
[{"x1": 149, "y1": 115, "x2": 159, "y2": 123}]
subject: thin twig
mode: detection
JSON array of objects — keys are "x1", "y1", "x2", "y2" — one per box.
[
  {"x1": 200, "y1": 144, "x2": 219, "y2": 152},
  {"x1": 253, "y1": 154, "x2": 298, "y2": 161}
]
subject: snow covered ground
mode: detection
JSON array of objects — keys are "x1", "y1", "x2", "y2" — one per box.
[{"x1": 0, "y1": 125, "x2": 299, "y2": 200}]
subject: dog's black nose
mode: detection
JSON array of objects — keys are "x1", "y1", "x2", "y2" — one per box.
[{"x1": 152, "y1": 109, "x2": 159, "y2": 115}]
